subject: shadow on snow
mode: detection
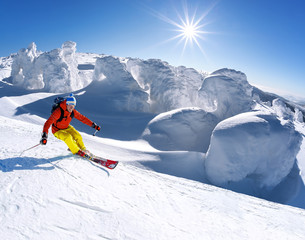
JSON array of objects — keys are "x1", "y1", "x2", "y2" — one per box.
[
  {"x1": 0, "y1": 155, "x2": 69, "y2": 172},
  {"x1": 0, "y1": 154, "x2": 110, "y2": 175}
]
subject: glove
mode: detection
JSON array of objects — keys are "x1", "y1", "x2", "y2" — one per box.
[
  {"x1": 40, "y1": 132, "x2": 48, "y2": 145},
  {"x1": 92, "y1": 122, "x2": 101, "y2": 131}
]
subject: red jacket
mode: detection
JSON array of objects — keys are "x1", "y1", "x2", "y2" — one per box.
[{"x1": 43, "y1": 100, "x2": 93, "y2": 134}]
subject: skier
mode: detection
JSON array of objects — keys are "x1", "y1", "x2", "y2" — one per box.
[{"x1": 40, "y1": 93, "x2": 101, "y2": 157}]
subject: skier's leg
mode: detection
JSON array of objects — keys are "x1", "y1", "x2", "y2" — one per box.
[
  {"x1": 54, "y1": 129, "x2": 80, "y2": 154},
  {"x1": 65, "y1": 125, "x2": 86, "y2": 150}
]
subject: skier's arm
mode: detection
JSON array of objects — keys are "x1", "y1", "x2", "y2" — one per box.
[{"x1": 73, "y1": 110, "x2": 100, "y2": 130}]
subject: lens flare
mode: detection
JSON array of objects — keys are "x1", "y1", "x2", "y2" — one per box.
[{"x1": 148, "y1": 2, "x2": 216, "y2": 57}]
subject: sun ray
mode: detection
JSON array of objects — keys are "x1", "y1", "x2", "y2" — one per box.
[{"x1": 142, "y1": 1, "x2": 217, "y2": 59}]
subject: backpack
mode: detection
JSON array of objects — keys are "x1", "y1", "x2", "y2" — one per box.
[{"x1": 51, "y1": 97, "x2": 74, "y2": 122}]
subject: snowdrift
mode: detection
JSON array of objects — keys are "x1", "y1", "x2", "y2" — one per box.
[
  {"x1": 205, "y1": 111, "x2": 302, "y2": 193},
  {"x1": 142, "y1": 107, "x2": 218, "y2": 152}
]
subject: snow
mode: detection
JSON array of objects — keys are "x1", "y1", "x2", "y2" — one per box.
[
  {"x1": 126, "y1": 58, "x2": 206, "y2": 113},
  {"x1": 254, "y1": 84, "x2": 305, "y2": 106},
  {"x1": 205, "y1": 111, "x2": 302, "y2": 196},
  {"x1": 0, "y1": 55, "x2": 14, "y2": 81},
  {"x1": 1, "y1": 42, "x2": 305, "y2": 239},
  {"x1": 10, "y1": 42, "x2": 86, "y2": 92},
  {"x1": 198, "y1": 68, "x2": 254, "y2": 120},
  {"x1": 93, "y1": 56, "x2": 150, "y2": 112},
  {"x1": 1, "y1": 115, "x2": 305, "y2": 240},
  {"x1": 142, "y1": 107, "x2": 218, "y2": 152}
]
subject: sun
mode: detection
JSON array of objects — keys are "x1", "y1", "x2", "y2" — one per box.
[
  {"x1": 172, "y1": 8, "x2": 211, "y2": 55},
  {"x1": 182, "y1": 23, "x2": 196, "y2": 39},
  {"x1": 177, "y1": 18, "x2": 202, "y2": 45},
  {"x1": 149, "y1": 2, "x2": 215, "y2": 56}
]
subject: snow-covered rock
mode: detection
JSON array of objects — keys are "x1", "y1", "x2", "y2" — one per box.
[
  {"x1": 11, "y1": 42, "x2": 43, "y2": 89},
  {"x1": 76, "y1": 52, "x2": 101, "y2": 87},
  {"x1": 0, "y1": 54, "x2": 15, "y2": 81},
  {"x1": 198, "y1": 68, "x2": 254, "y2": 120},
  {"x1": 94, "y1": 56, "x2": 142, "y2": 91},
  {"x1": 272, "y1": 98, "x2": 293, "y2": 120},
  {"x1": 294, "y1": 108, "x2": 304, "y2": 123},
  {"x1": 89, "y1": 59, "x2": 256, "y2": 116},
  {"x1": 10, "y1": 41, "x2": 83, "y2": 92},
  {"x1": 142, "y1": 107, "x2": 218, "y2": 152},
  {"x1": 126, "y1": 58, "x2": 205, "y2": 113},
  {"x1": 205, "y1": 111, "x2": 302, "y2": 192},
  {"x1": 92, "y1": 56, "x2": 150, "y2": 112}
]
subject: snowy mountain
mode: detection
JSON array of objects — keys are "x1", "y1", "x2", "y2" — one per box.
[{"x1": 1, "y1": 41, "x2": 305, "y2": 239}]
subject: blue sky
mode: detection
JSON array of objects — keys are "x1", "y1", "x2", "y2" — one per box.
[{"x1": 1, "y1": 0, "x2": 304, "y2": 96}]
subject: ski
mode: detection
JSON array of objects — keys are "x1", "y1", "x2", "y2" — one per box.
[
  {"x1": 81, "y1": 152, "x2": 118, "y2": 169},
  {"x1": 71, "y1": 149, "x2": 119, "y2": 169},
  {"x1": 91, "y1": 157, "x2": 119, "y2": 170}
]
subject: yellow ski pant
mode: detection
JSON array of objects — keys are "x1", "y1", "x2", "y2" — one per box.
[{"x1": 54, "y1": 125, "x2": 85, "y2": 154}]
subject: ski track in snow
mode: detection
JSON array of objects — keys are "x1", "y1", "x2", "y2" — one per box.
[{"x1": 1, "y1": 115, "x2": 305, "y2": 239}]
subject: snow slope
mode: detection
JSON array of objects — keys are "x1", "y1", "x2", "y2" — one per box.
[
  {"x1": 1, "y1": 42, "x2": 305, "y2": 239},
  {"x1": 1, "y1": 115, "x2": 305, "y2": 240}
]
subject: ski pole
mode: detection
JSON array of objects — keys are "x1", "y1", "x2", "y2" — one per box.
[
  {"x1": 19, "y1": 143, "x2": 41, "y2": 157},
  {"x1": 93, "y1": 130, "x2": 99, "y2": 136}
]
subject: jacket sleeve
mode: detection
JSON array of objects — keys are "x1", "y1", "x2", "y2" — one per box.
[
  {"x1": 42, "y1": 108, "x2": 61, "y2": 134},
  {"x1": 73, "y1": 110, "x2": 94, "y2": 127}
]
